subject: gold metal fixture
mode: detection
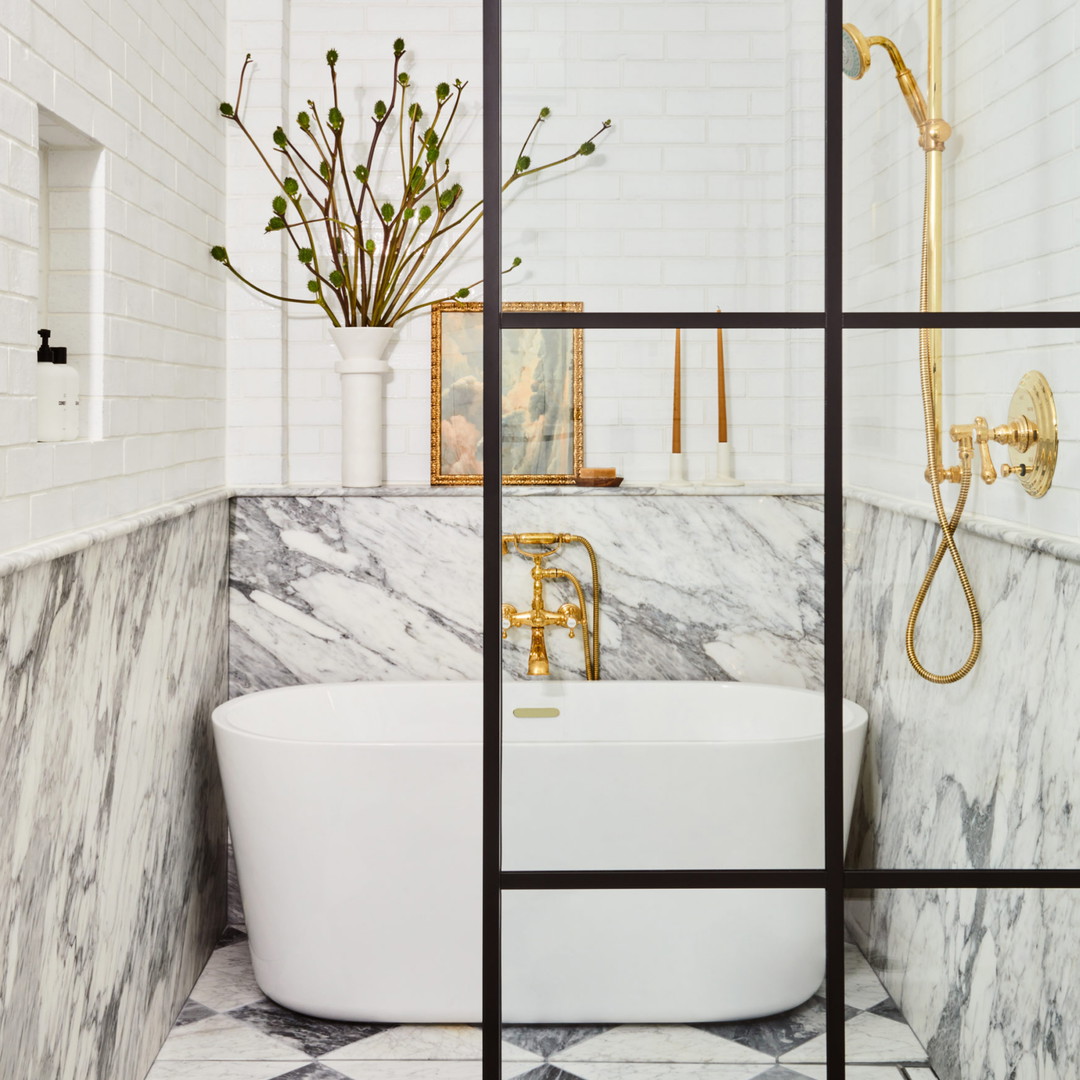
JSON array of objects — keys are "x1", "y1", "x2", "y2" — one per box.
[
  {"x1": 849, "y1": 6, "x2": 1062, "y2": 684},
  {"x1": 846, "y1": 3, "x2": 983, "y2": 683},
  {"x1": 907, "y1": 371, "x2": 1058, "y2": 682},
  {"x1": 946, "y1": 376, "x2": 1057, "y2": 497},
  {"x1": 501, "y1": 533, "x2": 601, "y2": 680},
  {"x1": 1000, "y1": 371, "x2": 1058, "y2": 497},
  {"x1": 898, "y1": 0, "x2": 985, "y2": 685},
  {"x1": 841, "y1": 23, "x2": 948, "y2": 145}
]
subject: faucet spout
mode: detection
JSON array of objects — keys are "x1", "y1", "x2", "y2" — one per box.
[{"x1": 527, "y1": 625, "x2": 550, "y2": 676}]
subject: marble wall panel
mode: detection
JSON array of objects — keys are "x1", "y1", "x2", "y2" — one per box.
[
  {"x1": 852, "y1": 887, "x2": 1080, "y2": 1080},
  {"x1": 229, "y1": 493, "x2": 824, "y2": 694},
  {"x1": 843, "y1": 495, "x2": 1080, "y2": 1080},
  {"x1": 0, "y1": 501, "x2": 230, "y2": 1080},
  {"x1": 229, "y1": 496, "x2": 484, "y2": 694}
]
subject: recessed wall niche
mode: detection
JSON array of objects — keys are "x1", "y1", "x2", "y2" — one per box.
[{"x1": 37, "y1": 107, "x2": 104, "y2": 440}]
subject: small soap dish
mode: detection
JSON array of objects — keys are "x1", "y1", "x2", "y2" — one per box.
[
  {"x1": 574, "y1": 476, "x2": 624, "y2": 487},
  {"x1": 575, "y1": 467, "x2": 622, "y2": 487}
]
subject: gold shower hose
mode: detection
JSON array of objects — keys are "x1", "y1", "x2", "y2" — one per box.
[
  {"x1": 563, "y1": 534, "x2": 602, "y2": 680},
  {"x1": 904, "y1": 153, "x2": 982, "y2": 684}
]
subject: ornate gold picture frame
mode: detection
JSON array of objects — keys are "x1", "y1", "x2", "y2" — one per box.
[{"x1": 430, "y1": 301, "x2": 584, "y2": 485}]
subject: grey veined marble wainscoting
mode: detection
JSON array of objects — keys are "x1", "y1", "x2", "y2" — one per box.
[
  {"x1": 229, "y1": 493, "x2": 824, "y2": 695},
  {"x1": 0, "y1": 500, "x2": 230, "y2": 1080},
  {"x1": 843, "y1": 493, "x2": 1080, "y2": 1080}
]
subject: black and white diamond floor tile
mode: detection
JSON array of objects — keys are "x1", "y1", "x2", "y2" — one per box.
[
  {"x1": 145, "y1": 933, "x2": 938, "y2": 1080},
  {"x1": 500, "y1": 1025, "x2": 615, "y2": 1060},
  {"x1": 226, "y1": 999, "x2": 394, "y2": 1058}
]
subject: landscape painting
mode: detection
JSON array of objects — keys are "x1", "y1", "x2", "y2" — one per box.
[{"x1": 430, "y1": 301, "x2": 583, "y2": 484}]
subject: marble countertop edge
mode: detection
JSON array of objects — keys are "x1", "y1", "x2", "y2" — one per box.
[
  {"x1": 0, "y1": 488, "x2": 230, "y2": 580},
  {"x1": 845, "y1": 485, "x2": 1080, "y2": 565},
  {"x1": 5, "y1": 481, "x2": 1075, "y2": 579},
  {"x1": 0, "y1": 481, "x2": 822, "y2": 577},
  {"x1": 229, "y1": 481, "x2": 825, "y2": 498}
]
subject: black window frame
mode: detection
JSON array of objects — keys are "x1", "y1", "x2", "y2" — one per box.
[{"x1": 479, "y1": 1, "x2": 1080, "y2": 1075}]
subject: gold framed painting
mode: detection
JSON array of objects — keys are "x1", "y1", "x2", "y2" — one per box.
[{"x1": 430, "y1": 301, "x2": 584, "y2": 485}]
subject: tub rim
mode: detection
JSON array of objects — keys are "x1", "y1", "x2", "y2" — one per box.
[{"x1": 212, "y1": 680, "x2": 868, "y2": 749}]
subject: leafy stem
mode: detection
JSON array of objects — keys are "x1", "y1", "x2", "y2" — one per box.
[{"x1": 210, "y1": 45, "x2": 611, "y2": 327}]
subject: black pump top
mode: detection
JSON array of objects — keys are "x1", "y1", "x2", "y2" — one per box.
[
  {"x1": 37, "y1": 329, "x2": 67, "y2": 364},
  {"x1": 37, "y1": 328, "x2": 52, "y2": 363}
]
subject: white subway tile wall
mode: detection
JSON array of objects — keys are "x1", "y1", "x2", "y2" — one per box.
[
  {"x1": 843, "y1": 0, "x2": 1080, "y2": 536},
  {"x1": 0, "y1": 0, "x2": 227, "y2": 551},
  {"x1": 226, "y1": 0, "x2": 826, "y2": 487},
  {"x1": 8, "y1": 0, "x2": 1075, "y2": 531},
  {"x1": 845, "y1": 327, "x2": 1080, "y2": 538}
]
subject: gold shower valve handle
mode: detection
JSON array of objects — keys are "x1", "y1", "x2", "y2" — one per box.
[
  {"x1": 949, "y1": 418, "x2": 999, "y2": 485},
  {"x1": 973, "y1": 417, "x2": 998, "y2": 485},
  {"x1": 942, "y1": 374, "x2": 1057, "y2": 498},
  {"x1": 999, "y1": 462, "x2": 1028, "y2": 479}
]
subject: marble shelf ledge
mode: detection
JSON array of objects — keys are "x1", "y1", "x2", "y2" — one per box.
[
  {"x1": 845, "y1": 484, "x2": 1080, "y2": 566},
  {"x1": 0, "y1": 488, "x2": 230, "y2": 580},
  {"x1": 0, "y1": 482, "x2": 823, "y2": 579},
  {"x1": 230, "y1": 481, "x2": 823, "y2": 498}
]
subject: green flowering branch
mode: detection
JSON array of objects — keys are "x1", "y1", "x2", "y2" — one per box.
[{"x1": 211, "y1": 41, "x2": 612, "y2": 327}]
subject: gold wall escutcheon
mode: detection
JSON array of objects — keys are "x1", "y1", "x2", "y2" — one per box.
[{"x1": 1002, "y1": 371, "x2": 1057, "y2": 498}]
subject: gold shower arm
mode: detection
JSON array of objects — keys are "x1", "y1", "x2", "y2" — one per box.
[{"x1": 865, "y1": 36, "x2": 930, "y2": 130}]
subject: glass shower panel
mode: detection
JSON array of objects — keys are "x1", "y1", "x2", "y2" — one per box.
[
  {"x1": 844, "y1": 888, "x2": 1079, "y2": 1076},
  {"x1": 502, "y1": 888, "x2": 829, "y2": 1070},
  {"x1": 498, "y1": 326, "x2": 827, "y2": 872},
  {"x1": 501, "y1": 0, "x2": 825, "y2": 313},
  {"x1": 843, "y1": 327, "x2": 1080, "y2": 870},
  {"x1": 842, "y1": 1, "x2": 1080, "y2": 312}
]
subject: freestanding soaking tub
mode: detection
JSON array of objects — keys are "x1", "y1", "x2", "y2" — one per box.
[{"x1": 212, "y1": 680, "x2": 867, "y2": 1023}]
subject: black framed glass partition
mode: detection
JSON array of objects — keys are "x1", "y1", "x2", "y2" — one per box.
[{"x1": 477, "y1": 0, "x2": 1080, "y2": 1077}]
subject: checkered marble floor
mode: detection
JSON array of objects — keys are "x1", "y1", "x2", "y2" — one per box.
[{"x1": 145, "y1": 930, "x2": 938, "y2": 1080}]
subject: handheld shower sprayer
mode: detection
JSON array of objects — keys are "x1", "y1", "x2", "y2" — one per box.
[
  {"x1": 841, "y1": 24, "x2": 934, "y2": 137},
  {"x1": 844, "y1": 15, "x2": 1059, "y2": 685},
  {"x1": 843, "y1": 14, "x2": 977, "y2": 683}
]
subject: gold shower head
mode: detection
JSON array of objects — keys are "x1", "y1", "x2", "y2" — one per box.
[
  {"x1": 840, "y1": 22, "x2": 930, "y2": 131},
  {"x1": 841, "y1": 23, "x2": 872, "y2": 79}
]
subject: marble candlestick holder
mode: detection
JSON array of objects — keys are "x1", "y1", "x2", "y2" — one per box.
[
  {"x1": 702, "y1": 442, "x2": 744, "y2": 487},
  {"x1": 661, "y1": 452, "x2": 693, "y2": 488}
]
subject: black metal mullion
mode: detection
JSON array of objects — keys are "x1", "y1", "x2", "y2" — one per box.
[
  {"x1": 845, "y1": 311, "x2": 1080, "y2": 328},
  {"x1": 481, "y1": 0, "x2": 502, "y2": 1073},
  {"x1": 501, "y1": 312, "x2": 828, "y2": 330},
  {"x1": 479, "y1": 6, "x2": 1076, "y2": 1078},
  {"x1": 845, "y1": 869, "x2": 1080, "y2": 889},
  {"x1": 499, "y1": 311, "x2": 1080, "y2": 331},
  {"x1": 501, "y1": 870, "x2": 828, "y2": 890},
  {"x1": 823, "y1": 0, "x2": 845, "y2": 1074}
]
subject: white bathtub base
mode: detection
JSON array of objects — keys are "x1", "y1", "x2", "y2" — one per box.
[
  {"x1": 213, "y1": 680, "x2": 866, "y2": 1024},
  {"x1": 502, "y1": 889, "x2": 825, "y2": 1023}
]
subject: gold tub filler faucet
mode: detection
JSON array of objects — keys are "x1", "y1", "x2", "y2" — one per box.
[{"x1": 501, "y1": 533, "x2": 601, "y2": 679}]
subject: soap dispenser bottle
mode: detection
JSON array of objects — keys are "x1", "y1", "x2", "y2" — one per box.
[
  {"x1": 51, "y1": 346, "x2": 81, "y2": 439},
  {"x1": 37, "y1": 328, "x2": 66, "y2": 441}
]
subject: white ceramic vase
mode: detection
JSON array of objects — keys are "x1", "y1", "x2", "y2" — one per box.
[{"x1": 330, "y1": 326, "x2": 394, "y2": 487}]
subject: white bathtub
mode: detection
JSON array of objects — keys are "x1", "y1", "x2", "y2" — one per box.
[{"x1": 212, "y1": 680, "x2": 867, "y2": 1023}]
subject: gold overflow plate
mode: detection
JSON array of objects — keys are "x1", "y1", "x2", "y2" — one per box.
[{"x1": 1001, "y1": 370, "x2": 1057, "y2": 498}]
